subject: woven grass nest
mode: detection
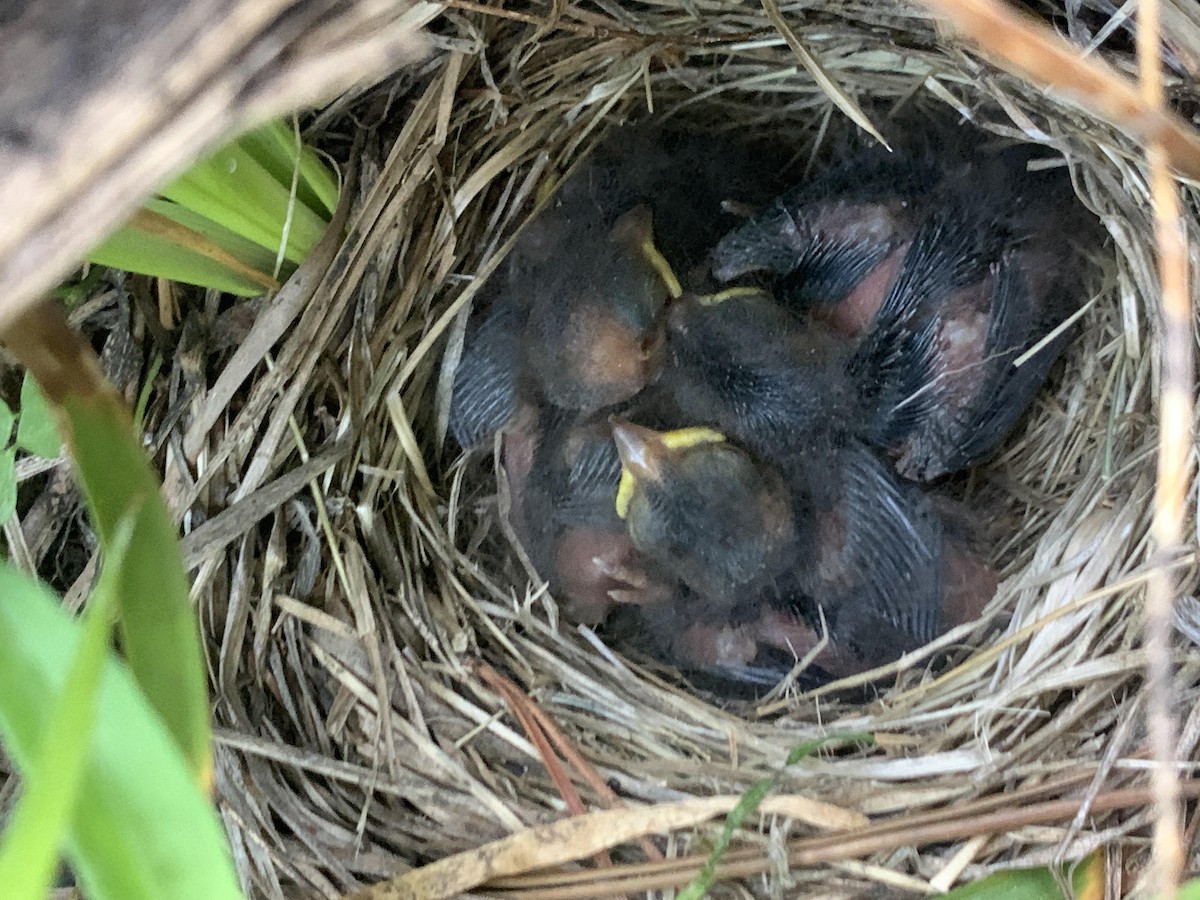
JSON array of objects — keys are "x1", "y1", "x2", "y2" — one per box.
[{"x1": 185, "y1": 1, "x2": 1200, "y2": 896}]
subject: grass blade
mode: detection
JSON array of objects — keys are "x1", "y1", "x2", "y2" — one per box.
[
  {"x1": 16, "y1": 372, "x2": 62, "y2": 459},
  {"x1": 5, "y1": 302, "x2": 212, "y2": 781},
  {"x1": 161, "y1": 141, "x2": 330, "y2": 265},
  {"x1": 238, "y1": 119, "x2": 340, "y2": 219},
  {"x1": 0, "y1": 515, "x2": 135, "y2": 898},
  {"x1": 679, "y1": 732, "x2": 874, "y2": 900},
  {"x1": 88, "y1": 202, "x2": 285, "y2": 296},
  {"x1": 0, "y1": 446, "x2": 15, "y2": 523},
  {"x1": 0, "y1": 563, "x2": 242, "y2": 900}
]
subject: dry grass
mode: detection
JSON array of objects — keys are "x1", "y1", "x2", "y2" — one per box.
[{"x1": 24, "y1": 0, "x2": 1200, "y2": 896}]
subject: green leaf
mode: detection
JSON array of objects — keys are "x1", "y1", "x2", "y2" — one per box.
[
  {"x1": 0, "y1": 564, "x2": 242, "y2": 900},
  {"x1": 57, "y1": 383, "x2": 211, "y2": 779},
  {"x1": 0, "y1": 446, "x2": 16, "y2": 524},
  {"x1": 161, "y1": 140, "x2": 330, "y2": 265},
  {"x1": 133, "y1": 354, "x2": 163, "y2": 434},
  {"x1": 783, "y1": 731, "x2": 874, "y2": 766},
  {"x1": 239, "y1": 119, "x2": 340, "y2": 219},
  {"x1": 943, "y1": 849, "x2": 1104, "y2": 899},
  {"x1": 85, "y1": 119, "x2": 338, "y2": 294},
  {"x1": 0, "y1": 514, "x2": 133, "y2": 898},
  {"x1": 88, "y1": 201, "x2": 285, "y2": 297},
  {"x1": 16, "y1": 373, "x2": 62, "y2": 459}
]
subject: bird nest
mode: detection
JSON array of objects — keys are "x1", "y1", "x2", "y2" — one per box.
[{"x1": 182, "y1": 1, "x2": 1200, "y2": 896}]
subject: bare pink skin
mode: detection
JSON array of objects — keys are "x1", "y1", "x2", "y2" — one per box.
[
  {"x1": 894, "y1": 279, "x2": 993, "y2": 479},
  {"x1": 749, "y1": 609, "x2": 867, "y2": 679},
  {"x1": 499, "y1": 408, "x2": 538, "y2": 549},
  {"x1": 813, "y1": 244, "x2": 908, "y2": 339},
  {"x1": 501, "y1": 406, "x2": 674, "y2": 626},
  {"x1": 674, "y1": 621, "x2": 759, "y2": 670},
  {"x1": 942, "y1": 541, "x2": 998, "y2": 629},
  {"x1": 934, "y1": 284, "x2": 991, "y2": 407},
  {"x1": 726, "y1": 539, "x2": 996, "y2": 681},
  {"x1": 553, "y1": 527, "x2": 673, "y2": 625}
]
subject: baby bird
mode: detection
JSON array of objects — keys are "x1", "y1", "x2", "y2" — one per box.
[
  {"x1": 661, "y1": 287, "x2": 937, "y2": 470},
  {"x1": 785, "y1": 442, "x2": 947, "y2": 656},
  {"x1": 521, "y1": 204, "x2": 681, "y2": 414},
  {"x1": 611, "y1": 419, "x2": 796, "y2": 616},
  {"x1": 448, "y1": 279, "x2": 526, "y2": 451},
  {"x1": 744, "y1": 489, "x2": 998, "y2": 684},
  {"x1": 856, "y1": 198, "x2": 1081, "y2": 480},
  {"x1": 660, "y1": 288, "x2": 864, "y2": 460},
  {"x1": 710, "y1": 144, "x2": 1090, "y2": 480},
  {"x1": 711, "y1": 147, "x2": 938, "y2": 336},
  {"x1": 448, "y1": 204, "x2": 679, "y2": 450},
  {"x1": 609, "y1": 425, "x2": 990, "y2": 689},
  {"x1": 449, "y1": 124, "x2": 791, "y2": 452},
  {"x1": 516, "y1": 410, "x2": 675, "y2": 625}
]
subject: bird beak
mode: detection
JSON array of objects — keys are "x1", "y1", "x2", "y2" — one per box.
[
  {"x1": 610, "y1": 418, "x2": 665, "y2": 484},
  {"x1": 694, "y1": 286, "x2": 770, "y2": 307},
  {"x1": 611, "y1": 205, "x2": 683, "y2": 300}
]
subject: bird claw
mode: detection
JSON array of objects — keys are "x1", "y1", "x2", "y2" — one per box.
[
  {"x1": 594, "y1": 557, "x2": 674, "y2": 605},
  {"x1": 592, "y1": 556, "x2": 647, "y2": 588}
]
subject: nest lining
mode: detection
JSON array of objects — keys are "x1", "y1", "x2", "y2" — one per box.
[{"x1": 172, "y1": 1, "x2": 1200, "y2": 896}]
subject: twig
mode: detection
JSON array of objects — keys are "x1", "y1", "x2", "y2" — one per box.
[{"x1": 1136, "y1": 0, "x2": 1192, "y2": 895}]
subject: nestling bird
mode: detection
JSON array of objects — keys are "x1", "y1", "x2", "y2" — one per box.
[
  {"x1": 709, "y1": 143, "x2": 1089, "y2": 480},
  {"x1": 513, "y1": 409, "x2": 675, "y2": 625},
  {"x1": 611, "y1": 418, "x2": 797, "y2": 616},
  {"x1": 853, "y1": 197, "x2": 1081, "y2": 480},
  {"x1": 520, "y1": 204, "x2": 681, "y2": 414},
  {"x1": 608, "y1": 430, "x2": 995, "y2": 689},
  {"x1": 783, "y1": 442, "x2": 947, "y2": 655},
  {"x1": 449, "y1": 125, "x2": 792, "y2": 451},
  {"x1": 739, "y1": 493, "x2": 998, "y2": 685},
  {"x1": 448, "y1": 204, "x2": 679, "y2": 450},
  {"x1": 659, "y1": 288, "x2": 863, "y2": 459},
  {"x1": 449, "y1": 310, "x2": 524, "y2": 452},
  {"x1": 660, "y1": 286, "x2": 937, "y2": 468},
  {"x1": 711, "y1": 146, "x2": 939, "y2": 337},
  {"x1": 445, "y1": 124, "x2": 1067, "y2": 700}
]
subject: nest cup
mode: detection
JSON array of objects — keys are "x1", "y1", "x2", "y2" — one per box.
[{"x1": 207, "y1": 2, "x2": 1200, "y2": 896}]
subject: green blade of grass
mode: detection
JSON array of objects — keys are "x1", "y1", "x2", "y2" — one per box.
[
  {"x1": 0, "y1": 564, "x2": 242, "y2": 900},
  {"x1": 239, "y1": 119, "x2": 340, "y2": 219},
  {"x1": 161, "y1": 141, "x2": 330, "y2": 265},
  {"x1": 0, "y1": 397, "x2": 14, "y2": 524},
  {"x1": 8, "y1": 303, "x2": 212, "y2": 781},
  {"x1": 679, "y1": 732, "x2": 875, "y2": 900},
  {"x1": 0, "y1": 396, "x2": 14, "y2": 445},
  {"x1": 60, "y1": 385, "x2": 212, "y2": 780},
  {"x1": 88, "y1": 203, "x2": 283, "y2": 296},
  {"x1": 0, "y1": 515, "x2": 134, "y2": 898}
]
